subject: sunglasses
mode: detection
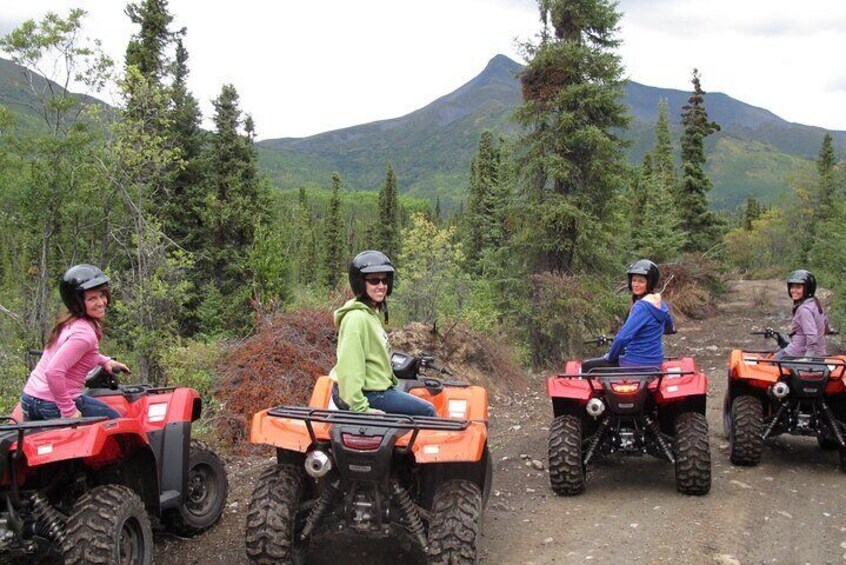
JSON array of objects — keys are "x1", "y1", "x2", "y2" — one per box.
[{"x1": 364, "y1": 276, "x2": 390, "y2": 286}]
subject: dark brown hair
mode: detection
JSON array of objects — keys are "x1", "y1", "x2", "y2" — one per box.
[{"x1": 45, "y1": 285, "x2": 110, "y2": 347}]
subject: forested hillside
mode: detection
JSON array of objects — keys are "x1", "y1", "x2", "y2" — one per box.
[{"x1": 257, "y1": 55, "x2": 845, "y2": 210}]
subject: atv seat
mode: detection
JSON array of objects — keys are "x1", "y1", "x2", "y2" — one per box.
[{"x1": 330, "y1": 382, "x2": 351, "y2": 411}]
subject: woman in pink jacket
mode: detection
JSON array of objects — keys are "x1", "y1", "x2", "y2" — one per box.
[{"x1": 21, "y1": 264, "x2": 130, "y2": 421}]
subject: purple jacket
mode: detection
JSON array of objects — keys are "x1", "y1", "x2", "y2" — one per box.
[{"x1": 784, "y1": 298, "x2": 829, "y2": 357}]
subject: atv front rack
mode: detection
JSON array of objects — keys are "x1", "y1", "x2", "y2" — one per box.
[{"x1": 267, "y1": 406, "x2": 469, "y2": 447}]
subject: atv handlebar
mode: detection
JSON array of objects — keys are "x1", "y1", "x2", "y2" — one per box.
[
  {"x1": 584, "y1": 335, "x2": 614, "y2": 346},
  {"x1": 751, "y1": 328, "x2": 789, "y2": 349},
  {"x1": 419, "y1": 354, "x2": 453, "y2": 376}
]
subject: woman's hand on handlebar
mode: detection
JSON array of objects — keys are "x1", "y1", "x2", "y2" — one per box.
[{"x1": 105, "y1": 360, "x2": 130, "y2": 375}]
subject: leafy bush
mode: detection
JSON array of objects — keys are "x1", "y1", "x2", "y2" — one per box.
[
  {"x1": 660, "y1": 253, "x2": 726, "y2": 319},
  {"x1": 522, "y1": 272, "x2": 625, "y2": 367}
]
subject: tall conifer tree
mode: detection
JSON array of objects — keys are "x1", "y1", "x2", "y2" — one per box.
[
  {"x1": 679, "y1": 69, "x2": 721, "y2": 252},
  {"x1": 376, "y1": 163, "x2": 400, "y2": 258},
  {"x1": 202, "y1": 84, "x2": 267, "y2": 331},
  {"x1": 816, "y1": 133, "x2": 836, "y2": 220},
  {"x1": 515, "y1": 0, "x2": 629, "y2": 273},
  {"x1": 323, "y1": 173, "x2": 345, "y2": 289}
]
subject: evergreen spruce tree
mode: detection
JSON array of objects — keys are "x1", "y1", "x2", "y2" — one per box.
[
  {"x1": 124, "y1": 0, "x2": 175, "y2": 82},
  {"x1": 163, "y1": 38, "x2": 205, "y2": 249},
  {"x1": 652, "y1": 99, "x2": 677, "y2": 190},
  {"x1": 743, "y1": 196, "x2": 761, "y2": 231},
  {"x1": 464, "y1": 130, "x2": 510, "y2": 273},
  {"x1": 323, "y1": 173, "x2": 345, "y2": 289},
  {"x1": 202, "y1": 84, "x2": 268, "y2": 332},
  {"x1": 515, "y1": 0, "x2": 630, "y2": 273},
  {"x1": 679, "y1": 69, "x2": 721, "y2": 252},
  {"x1": 376, "y1": 163, "x2": 400, "y2": 258},
  {"x1": 816, "y1": 133, "x2": 836, "y2": 221},
  {"x1": 630, "y1": 100, "x2": 685, "y2": 261},
  {"x1": 294, "y1": 187, "x2": 318, "y2": 282}
]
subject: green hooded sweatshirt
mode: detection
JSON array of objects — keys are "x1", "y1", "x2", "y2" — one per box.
[{"x1": 330, "y1": 298, "x2": 398, "y2": 412}]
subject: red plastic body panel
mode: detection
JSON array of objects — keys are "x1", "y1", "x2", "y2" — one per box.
[
  {"x1": 251, "y1": 376, "x2": 489, "y2": 464},
  {"x1": 2, "y1": 386, "x2": 200, "y2": 479},
  {"x1": 548, "y1": 357, "x2": 708, "y2": 405}
]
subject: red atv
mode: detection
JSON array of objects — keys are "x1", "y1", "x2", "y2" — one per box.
[
  {"x1": 546, "y1": 336, "x2": 711, "y2": 496},
  {"x1": 724, "y1": 328, "x2": 846, "y2": 470},
  {"x1": 0, "y1": 367, "x2": 228, "y2": 563},
  {"x1": 247, "y1": 352, "x2": 491, "y2": 565}
]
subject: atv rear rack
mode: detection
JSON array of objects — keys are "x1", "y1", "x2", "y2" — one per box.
[
  {"x1": 556, "y1": 367, "x2": 694, "y2": 379},
  {"x1": 746, "y1": 357, "x2": 846, "y2": 377},
  {"x1": 266, "y1": 406, "x2": 470, "y2": 445}
]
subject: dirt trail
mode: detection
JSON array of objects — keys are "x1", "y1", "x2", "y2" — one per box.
[{"x1": 156, "y1": 280, "x2": 846, "y2": 564}]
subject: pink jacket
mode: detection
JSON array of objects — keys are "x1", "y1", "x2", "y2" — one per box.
[{"x1": 23, "y1": 318, "x2": 111, "y2": 417}]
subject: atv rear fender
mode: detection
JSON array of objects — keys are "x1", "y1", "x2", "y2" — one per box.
[
  {"x1": 251, "y1": 376, "x2": 488, "y2": 464},
  {"x1": 727, "y1": 350, "x2": 846, "y2": 394},
  {"x1": 1, "y1": 417, "x2": 161, "y2": 515}
]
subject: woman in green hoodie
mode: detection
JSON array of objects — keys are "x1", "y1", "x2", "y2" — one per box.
[{"x1": 330, "y1": 250, "x2": 436, "y2": 416}]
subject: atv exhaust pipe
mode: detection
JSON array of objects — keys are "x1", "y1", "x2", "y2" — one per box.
[
  {"x1": 771, "y1": 381, "x2": 790, "y2": 400},
  {"x1": 586, "y1": 398, "x2": 606, "y2": 418},
  {"x1": 305, "y1": 450, "x2": 333, "y2": 478}
]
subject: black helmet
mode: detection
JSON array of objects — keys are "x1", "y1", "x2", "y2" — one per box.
[
  {"x1": 627, "y1": 259, "x2": 660, "y2": 294},
  {"x1": 59, "y1": 264, "x2": 110, "y2": 317},
  {"x1": 348, "y1": 250, "x2": 395, "y2": 299},
  {"x1": 786, "y1": 269, "x2": 816, "y2": 299}
]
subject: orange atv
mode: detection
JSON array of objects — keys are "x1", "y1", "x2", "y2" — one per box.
[
  {"x1": 724, "y1": 328, "x2": 846, "y2": 470},
  {"x1": 246, "y1": 352, "x2": 491, "y2": 565}
]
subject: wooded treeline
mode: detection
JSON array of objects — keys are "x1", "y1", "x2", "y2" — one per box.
[{"x1": 0, "y1": 0, "x2": 842, "y2": 406}]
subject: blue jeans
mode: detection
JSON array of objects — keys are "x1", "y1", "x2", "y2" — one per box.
[
  {"x1": 21, "y1": 392, "x2": 120, "y2": 421},
  {"x1": 365, "y1": 388, "x2": 436, "y2": 417}
]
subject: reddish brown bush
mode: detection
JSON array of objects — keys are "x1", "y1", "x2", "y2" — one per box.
[{"x1": 214, "y1": 309, "x2": 336, "y2": 449}]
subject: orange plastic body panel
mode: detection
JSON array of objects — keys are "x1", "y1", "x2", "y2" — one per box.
[
  {"x1": 251, "y1": 376, "x2": 489, "y2": 463},
  {"x1": 728, "y1": 350, "x2": 846, "y2": 393}
]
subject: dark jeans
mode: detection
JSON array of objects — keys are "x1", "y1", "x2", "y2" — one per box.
[
  {"x1": 21, "y1": 392, "x2": 120, "y2": 421},
  {"x1": 581, "y1": 357, "x2": 618, "y2": 373},
  {"x1": 365, "y1": 388, "x2": 437, "y2": 417}
]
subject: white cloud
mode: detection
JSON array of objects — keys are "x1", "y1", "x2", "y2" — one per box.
[{"x1": 2, "y1": 0, "x2": 845, "y2": 137}]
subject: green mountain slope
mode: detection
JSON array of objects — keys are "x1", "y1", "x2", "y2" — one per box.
[{"x1": 259, "y1": 55, "x2": 845, "y2": 210}]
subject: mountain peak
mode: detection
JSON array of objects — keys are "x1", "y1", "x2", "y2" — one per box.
[{"x1": 477, "y1": 54, "x2": 523, "y2": 83}]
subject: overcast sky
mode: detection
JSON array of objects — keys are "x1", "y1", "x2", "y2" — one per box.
[{"x1": 2, "y1": 0, "x2": 845, "y2": 140}]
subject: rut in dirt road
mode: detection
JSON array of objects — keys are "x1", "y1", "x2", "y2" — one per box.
[{"x1": 152, "y1": 280, "x2": 846, "y2": 565}]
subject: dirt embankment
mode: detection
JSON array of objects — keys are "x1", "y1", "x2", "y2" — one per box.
[{"x1": 156, "y1": 280, "x2": 846, "y2": 565}]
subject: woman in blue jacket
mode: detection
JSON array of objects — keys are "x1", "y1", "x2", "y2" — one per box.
[{"x1": 582, "y1": 260, "x2": 675, "y2": 372}]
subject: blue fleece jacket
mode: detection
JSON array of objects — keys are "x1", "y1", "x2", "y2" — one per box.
[{"x1": 606, "y1": 298, "x2": 674, "y2": 367}]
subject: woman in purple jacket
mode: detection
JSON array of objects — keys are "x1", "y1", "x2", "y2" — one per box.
[
  {"x1": 583, "y1": 260, "x2": 675, "y2": 372},
  {"x1": 774, "y1": 269, "x2": 829, "y2": 359},
  {"x1": 21, "y1": 264, "x2": 130, "y2": 421}
]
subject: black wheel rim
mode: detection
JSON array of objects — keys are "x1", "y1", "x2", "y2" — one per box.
[
  {"x1": 185, "y1": 463, "x2": 218, "y2": 517},
  {"x1": 119, "y1": 516, "x2": 146, "y2": 565}
]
